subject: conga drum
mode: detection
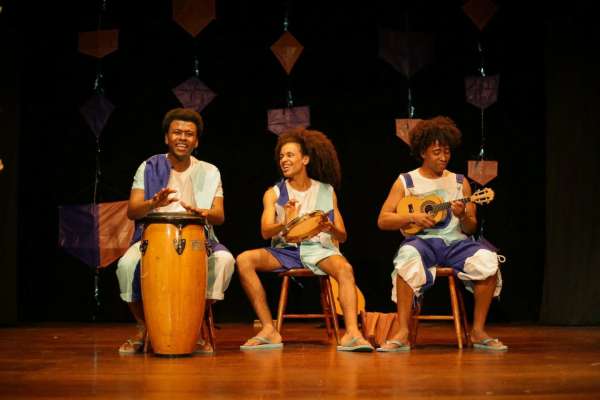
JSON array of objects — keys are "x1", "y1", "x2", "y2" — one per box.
[
  {"x1": 282, "y1": 210, "x2": 328, "y2": 243},
  {"x1": 140, "y1": 212, "x2": 208, "y2": 356}
]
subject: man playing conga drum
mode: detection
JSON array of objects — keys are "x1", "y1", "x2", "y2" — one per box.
[
  {"x1": 376, "y1": 116, "x2": 505, "y2": 351},
  {"x1": 117, "y1": 108, "x2": 234, "y2": 354},
  {"x1": 237, "y1": 128, "x2": 373, "y2": 351}
]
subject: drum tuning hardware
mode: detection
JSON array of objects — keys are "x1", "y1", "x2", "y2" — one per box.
[
  {"x1": 173, "y1": 224, "x2": 186, "y2": 255},
  {"x1": 140, "y1": 240, "x2": 148, "y2": 255}
]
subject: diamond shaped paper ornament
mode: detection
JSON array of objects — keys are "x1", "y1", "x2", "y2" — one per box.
[
  {"x1": 379, "y1": 30, "x2": 435, "y2": 79},
  {"x1": 395, "y1": 118, "x2": 422, "y2": 145},
  {"x1": 465, "y1": 75, "x2": 499, "y2": 110},
  {"x1": 78, "y1": 30, "x2": 119, "y2": 59},
  {"x1": 172, "y1": 77, "x2": 216, "y2": 112},
  {"x1": 468, "y1": 160, "x2": 498, "y2": 186},
  {"x1": 271, "y1": 31, "x2": 304, "y2": 75},
  {"x1": 267, "y1": 106, "x2": 310, "y2": 135},
  {"x1": 59, "y1": 201, "x2": 134, "y2": 268},
  {"x1": 80, "y1": 94, "x2": 115, "y2": 139},
  {"x1": 172, "y1": 0, "x2": 215, "y2": 37},
  {"x1": 463, "y1": 0, "x2": 498, "y2": 31}
]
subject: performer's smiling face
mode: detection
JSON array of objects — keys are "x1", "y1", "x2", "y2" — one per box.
[
  {"x1": 165, "y1": 120, "x2": 199, "y2": 161},
  {"x1": 421, "y1": 141, "x2": 450, "y2": 175},
  {"x1": 279, "y1": 142, "x2": 309, "y2": 178}
]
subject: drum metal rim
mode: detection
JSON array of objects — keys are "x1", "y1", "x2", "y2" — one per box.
[{"x1": 282, "y1": 210, "x2": 326, "y2": 243}]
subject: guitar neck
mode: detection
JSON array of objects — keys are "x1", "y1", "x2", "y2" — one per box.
[{"x1": 431, "y1": 196, "x2": 471, "y2": 213}]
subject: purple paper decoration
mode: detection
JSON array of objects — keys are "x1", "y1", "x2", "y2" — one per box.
[
  {"x1": 173, "y1": 77, "x2": 216, "y2": 112},
  {"x1": 267, "y1": 106, "x2": 310, "y2": 135},
  {"x1": 58, "y1": 201, "x2": 134, "y2": 268},
  {"x1": 80, "y1": 94, "x2": 115, "y2": 138},
  {"x1": 379, "y1": 30, "x2": 435, "y2": 78},
  {"x1": 465, "y1": 75, "x2": 500, "y2": 109}
]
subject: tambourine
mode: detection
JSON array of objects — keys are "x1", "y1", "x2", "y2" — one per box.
[{"x1": 282, "y1": 210, "x2": 328, "y2": 243}]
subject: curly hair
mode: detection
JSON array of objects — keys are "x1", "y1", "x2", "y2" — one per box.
[
  {"x1": 409, "y1": 116, "x2": 462, "y2": 162},
  {"x1": 275, "y1": 128, "x2": 342, "y2": 190},
  {"x1": 162, "y1": 108, "x2": 204, "y2": 136}
]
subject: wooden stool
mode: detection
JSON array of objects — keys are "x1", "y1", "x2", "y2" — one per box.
[
  {"x1": 144, "y1": 302, "x2": 217, "y2": 353},
  {"x1": 275, "y1": 268, "x2": 341, "y2": 345},
  {"x1": 410, "y1": 267, "x2": 471, "y2": 349}
]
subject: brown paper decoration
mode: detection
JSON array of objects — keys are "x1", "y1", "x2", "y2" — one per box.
[
  {"x1": 395, "y1": 118, "x2": 423, "y2": 145},
  {"x1": 463, "y1": 0, "x2": 498, "y2": 31},
  {"x1": 468, "y1": 160, "x2": 498, "y2": 186},
  {"x1": 379, "y1": 30, "x2": 435, "y2": 79},
  {"x1": 172, "y1": 0, "x2": 216, "y2": 37},
  {"x1": 78, "y1": 30, "x2": 119, "y2": 58},
  {"x1": 271, "y1": 31, "x2": 304, "y2": 75}
]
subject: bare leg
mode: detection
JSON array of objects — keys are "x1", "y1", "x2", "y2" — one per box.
[
  {"x1": 470, "y1": 273, "x2": 505, "y2": 348},
  {"x1": 237, "y1": 249, "x2": 285, "y2": 346},
  {"x1": 317, "y1": 255, "x2": 371, "y2": 347},
  {"x1": 379, "y1": 275, "x2": 413, "y2": 350},
  {"x1": 118, "y1": 301, "x2": 146, "y2": 353},
  {"x1": 197, "y1": 300, "x2": 215, "y2": 353}
]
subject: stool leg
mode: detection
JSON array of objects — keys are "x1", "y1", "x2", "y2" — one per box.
[
  {"x1": 319, "y1": 277, "x2": 334, "y2": 338},
  {"x1": 275, "y1": 276, "x2": 290, "y2": 334},
  {"x1": 410, "y1": 297, "x2": 422, "y2": 347},
  {"x1": 456, "y1": 285, "x2": 471, "y2": 346},
  {"x1": 325, "y1": 277, "x2": 341, "y2": 345},
  {"x1": 448, "y1": 275, "x2": 463, "y2": 349},
  {"x1": 206, "y1": 304, "x2": 216, "y2": 350}
]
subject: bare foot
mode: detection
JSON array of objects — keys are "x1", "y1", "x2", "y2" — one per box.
[{"x1": 377, "y1": 331, "x2": 410, "y2": 351}]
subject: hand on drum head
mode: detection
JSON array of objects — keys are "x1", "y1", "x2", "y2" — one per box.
[
  {"x1": 283, "y1": 199, "x2": 300, "y2": 224},
  {"x1": 151, "y1": 188, "x2": 178, "y2": 209},
  {"x1": 180, "y1": 201, "x2": 209, "y2": 218},
  {"x1": 318, "y1": 216, "x2": 334, "y2": 233}
]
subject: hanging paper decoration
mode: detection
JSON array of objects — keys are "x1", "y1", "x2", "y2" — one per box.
[
  {"x1": 465, "y1": 75, "x2": 500, "y2": 110},
  {"x1": 395, "y1": 118, "x2": 422, "y2": 145},
  {"x1": 468, "y1": 160, "x2": 498, "y2": 186},
  {"x1": 173, "y1": 77, "x2": 216, "y2": 112},
  {"x1": 58, "y1": 201, "x2": 134, "y2": 268},
  {"x1": 463, "y1": 0, "x2": 498, "y2": 31},
  {"x1": 378, "y1": 30, "x2": 434, "y2": 79},
  {"x1": 271, "y1": 31, "x2": 304, "y2": 75},
  {"x1": 172, "y1": 0, "x2": 216, "y2": 37},
  {"x1": 267, "y1": 106, "x2": 310, "y2": 135},
  {"x1": 78, "y1": 30, "x2": 119, "y2": 59},
  {"x1": 80, "y1": 94, "x2": 115, "y2": 139}
]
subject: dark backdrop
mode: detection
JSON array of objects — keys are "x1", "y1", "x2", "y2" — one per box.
[
  {"x1": 3, "y1": 1, "x2": 582, "y2": 325},
  {"x1": 0, "y1": 10, "x2": 19, "y2": 325}
]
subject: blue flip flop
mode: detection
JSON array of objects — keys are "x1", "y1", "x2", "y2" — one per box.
[
  {"x1": 337, "y1": 337, "x2": 374, "y2": 352},
  {"x1": 376, "y1": 339, "x2": 411, "y2": 352},
  {"x1": 473, "y1": 338, "x2": 508, "y2": 351},
  {"x1": 240, "y1": 336, "x2": 284, "y2": 351}
]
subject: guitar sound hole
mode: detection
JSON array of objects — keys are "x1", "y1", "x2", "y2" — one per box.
[{"x1": 424, "y1": 204, "x2": 434, "y2": 215}]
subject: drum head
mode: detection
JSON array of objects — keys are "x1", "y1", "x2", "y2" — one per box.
[
  {"x1": 141, "y1": 212, "x2": 206, "y2": 225},
  {"x1": 283, "y1": 211, "x2": 326, "y2": 243}
]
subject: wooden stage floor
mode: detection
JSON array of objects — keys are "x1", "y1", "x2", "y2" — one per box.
[{"x1": 1, "y1": 322, "x2": 600, "y2": 399}]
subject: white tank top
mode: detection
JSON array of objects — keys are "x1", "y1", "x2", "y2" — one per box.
[{"x1": 399, "y1": 169, "x2": 467, "y2": 243}]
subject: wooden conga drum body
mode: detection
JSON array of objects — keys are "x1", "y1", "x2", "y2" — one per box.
[{"x1": 140, "y1": 213, "x2": 208, "y2": 356}]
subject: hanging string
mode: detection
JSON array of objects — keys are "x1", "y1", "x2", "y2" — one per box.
[
  {"x1": 91, "y1": 0, "x2": 109, "y2": 320},
  {"x1": 476, "y1": 41, "x2": 487, "y2": 238},
  {"x1": 284, "y1": 0, "x2": 293, "y2": 108}
]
